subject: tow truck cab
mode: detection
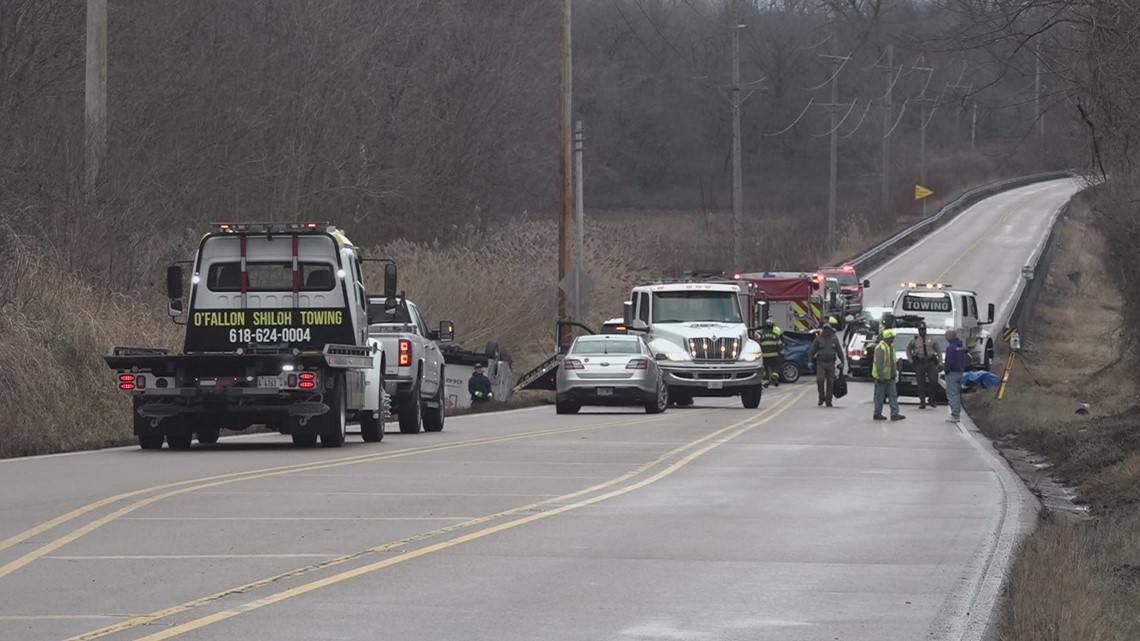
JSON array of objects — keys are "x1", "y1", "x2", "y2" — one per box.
[{"x1": 890, "y1": 282, "x2": 996, "y2": 369}]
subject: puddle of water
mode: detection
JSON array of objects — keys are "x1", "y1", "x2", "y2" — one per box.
[{"x1": 996, "y1": 439, "x2": 1091, "y2": 521}]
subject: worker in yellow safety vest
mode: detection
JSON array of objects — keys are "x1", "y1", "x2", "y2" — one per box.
[{"x1": 871, "y1": 329, "x2": 906, "y2": 422}]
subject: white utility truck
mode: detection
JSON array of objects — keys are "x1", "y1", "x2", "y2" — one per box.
[
  {"x1": 365, "y1": 296, "x2": 453, "y2": 434},
  {"x1": 890, "y1": 282, "x2": 996, "y2": 370},
  {"x1": 623, "y1": 281, "x2": 765, "y2": 408},
  {"x1": 105, "y1": 222, "x2": 394, "y2": 449}
]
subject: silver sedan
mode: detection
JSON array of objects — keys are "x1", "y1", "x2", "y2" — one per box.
[{"x1": 555, "y1": 334, "x2": 668, "y2": 415}]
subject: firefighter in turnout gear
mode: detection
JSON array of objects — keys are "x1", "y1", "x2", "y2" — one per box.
[{"x1": 757, "y1": 319, "x2": 783, "y2": 387}]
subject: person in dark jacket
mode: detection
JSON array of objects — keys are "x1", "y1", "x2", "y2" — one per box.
[
  {"x1": 943, "y1": 329, "x2": 967, "y2": 422},
  {"x1": 468, "y1": 365, "x2": 494, "y2": 404},
  {"x1": 809, "y1": 324, "x2": 846, "y2": 407}
]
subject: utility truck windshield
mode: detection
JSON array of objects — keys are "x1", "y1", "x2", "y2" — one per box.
[{"x1": 652, "y1": 291, "x2": 743, "y2": 324}]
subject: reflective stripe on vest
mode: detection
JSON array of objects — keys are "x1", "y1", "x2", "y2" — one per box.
[{"x1": 871, "y1": 341, "x2": 895, "y2": 379}]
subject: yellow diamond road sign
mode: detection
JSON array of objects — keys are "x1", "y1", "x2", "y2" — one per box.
[{"x1": 915, "y1": 184, "x2": 934, "y2": 200}]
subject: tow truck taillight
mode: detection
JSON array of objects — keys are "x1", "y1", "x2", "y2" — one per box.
[
  {"x1": 626, "y1": 359, "x2": 649, "y2": 370},
  {"x1": 398, "y1": 339, "x2": 411, "y2": 366},
  {"x1": 563, "y1": 359, "x2": 584, "y2": 370},
  {"x1": 118, "y1": 374, "x2": 136, "y2": 390},
  {"x1": 135, "y1": 375, "x2": 146, "y2": 389},
  {"x1": 298, "y1": 372, "x2": 317, "y2": 389}
]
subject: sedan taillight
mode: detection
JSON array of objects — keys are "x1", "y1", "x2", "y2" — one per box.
[
  {"x1": 563, "y1": 359, "x2": 584, "y2": 370},
  {"x1": 626, "y1": 359, "x2": 649, "y2": 370}
]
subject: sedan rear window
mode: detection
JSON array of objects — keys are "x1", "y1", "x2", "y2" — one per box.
[{"x1": 572, "y1": 339, "x2": 641, "y2": 355}]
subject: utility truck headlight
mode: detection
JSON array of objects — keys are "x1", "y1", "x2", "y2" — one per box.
[
  {"x1": 664, "y1": 352, "x2": 689, "y2": 362},
  {"x1": 740, "y1": 352, "x2": 762, "y2": 362}
]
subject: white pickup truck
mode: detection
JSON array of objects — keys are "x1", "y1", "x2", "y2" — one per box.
[{"x1": 365, "y1": 296, "x2": 454, "y2": 434}]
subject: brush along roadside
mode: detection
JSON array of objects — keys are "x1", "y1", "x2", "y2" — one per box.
[{"x1": 966, "y1": 193, "x2": 1140, "y2": 641}]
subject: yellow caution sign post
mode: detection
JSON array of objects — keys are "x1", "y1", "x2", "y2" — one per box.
[{"x1": 915, "y1": 184, "x2": 934, "y2": 216}]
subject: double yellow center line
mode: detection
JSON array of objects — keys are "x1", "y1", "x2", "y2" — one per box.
[
  {"x1": 66, "y1": 389, "x2": 807, "y2": 641},
  {"x1": 0, "y1": 409, "x2": 719, "y2": 581}
]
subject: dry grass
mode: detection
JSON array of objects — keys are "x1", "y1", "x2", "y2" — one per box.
[
  {"x1": 0, "y1": 225, "x2": 180, "y2": 457},
  {"x1": 1002, "y1": 519, "x2": 1112, "y2": 641},
  {"x1": 368, "y1": 218, "x2": 659, "y2": 378}
]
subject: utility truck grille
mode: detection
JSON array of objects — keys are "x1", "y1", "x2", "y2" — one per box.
[{"x1": 687, "y1": 337, "x2": 741, "y2": 361}]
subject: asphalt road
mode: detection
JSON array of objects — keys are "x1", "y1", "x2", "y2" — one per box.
[{"x1": 0, "y1": 178, "x2": 1080, "y2": 641}]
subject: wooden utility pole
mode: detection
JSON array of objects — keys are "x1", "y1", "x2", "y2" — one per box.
[
  {"x1": 730, "y1": 23, "x2": 743, "y2": 274},
  {"x1": 826, "y1": 34, "x2": 839, "y2": 244},
  {"x1": 879, "y1": 45, "x2": 893, "y2": 222},
  {"x1": 85, "y1": 0, "x2": 108, "y2": 191},
  {"x1": 815, "y1": 35, "x2": 851, "y2": 246},
  {"x1": 558, "y1": 0, "x2": 573, "y2": 339},
  {"x1": 971, "y1": 101, "x2": 978, "y2": 152}
]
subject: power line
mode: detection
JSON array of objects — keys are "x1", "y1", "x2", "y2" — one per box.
[
  {"x1": 609, "y1": 0, "x2": 667, "y2": 67},
  {"x1": 841, "y1": 99, "x2": 874, "y2": 139},
  {"x1": 763, "y1": 98, "x2": 815, "y2": 136}
]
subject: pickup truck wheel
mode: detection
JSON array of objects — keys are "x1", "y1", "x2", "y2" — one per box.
[
  {"x1": 740, "y1": 384, "x2": 763, "y2": 409},
  {"x1": 320, "y1": 377, "x2": 347, "y2": 448},
  {"x1": 292, "y1": 434, "x2": 317, "y2": 447},
  {"x1": 138, "y1": 434, "x2": 164, "y2": 450},
  {"x1": 422, "y1": 370, "x2": 445, "y2": 432},
  {"x1": 398, "y1": 380, "x2": 423, "y2": 434}
]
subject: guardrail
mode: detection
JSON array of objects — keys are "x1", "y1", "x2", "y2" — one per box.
[
  {"x1": 843, "y1": 170, "x2": 1075, "y2": 274},
  {"x1": 1005, "y1": 196, "x2": 1077, "y2": 341}
]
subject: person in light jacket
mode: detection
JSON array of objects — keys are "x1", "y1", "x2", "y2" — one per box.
[{"x1": 943, "y1": 329, "x2": 967, "y2": 423}]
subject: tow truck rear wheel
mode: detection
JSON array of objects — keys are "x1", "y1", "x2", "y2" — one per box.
[
  {"x1": 422, "y1": 368, "x2": 446, "y2": 433},
  {"x1": 320, "y1": 376, "x2": 347, "y2": 448},
  {"x1": 398, "y1": 379, "x2": 423, "y2": 434},
  {"x1": 291, "y1": 434, "x2": 318, "y2": 447},
  {"x1": 196, "y1": 427, "x2": 220, "y2": 445},
  {"x1": 138, "y1": 434, "x2": 164, "y2": 450},
  {"x1": 740, "y1": 384, "x2": 763, "y2": 409},
  {"x1": 166, "y1": 426, "x2": 193, "y2": 450},
  {"x1": 360, "y1": 372, "x2": 386, "y2": 442}
]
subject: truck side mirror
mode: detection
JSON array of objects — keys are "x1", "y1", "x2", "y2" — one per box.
[
  {"x1": 629, "y1": 319, "x2": 648, "y2": 332},
  {"x1": 437, "y1": 320, "x2": 455, "y2": 343},
  {"x1": 167, "y1": 265, "x2": 184, "y2": 301},
  {"x1": 986, "y1": 303, "x2": 995, "y2": 323},
  {"x1": 623, "y1": 301, "x2": 633, "y2": 326},
  {"x1": 863, "y1": 279, "x2": 871, "y2": 288},
  {"x1": 166, "y1": 265, "x2": 184, "y2": 318},
  {"x1": 383, "y1": 263, "x2": 398, "y2": 298}
]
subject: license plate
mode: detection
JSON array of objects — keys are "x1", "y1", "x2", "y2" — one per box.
[
  {"x1": 707, "y1": 380, "x2": 724, "y2": 389},
  {"x1": 596, "y1": 387, "x2": 614, "y2": 397},
  {"x1": 257, "y1": 377, "x2": 283, "y2": 389}
]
